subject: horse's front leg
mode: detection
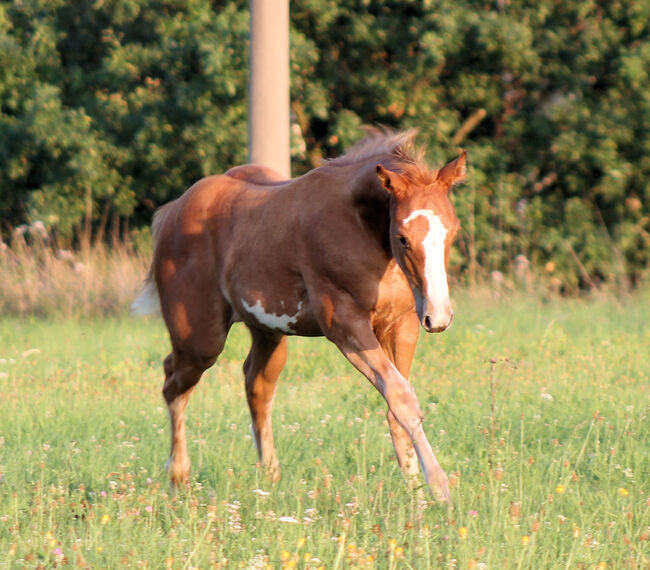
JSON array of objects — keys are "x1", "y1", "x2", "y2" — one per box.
[
  {"x1": 324, "y1": 306, "x2": 450, "y2": 502},
  {"x1": 375, "y1": 312, "x2": 422, "y2": 488}
]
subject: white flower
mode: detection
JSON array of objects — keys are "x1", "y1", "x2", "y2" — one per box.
[
  {"x1": 252, "y1": 488, "x2": 270, "y2": 496},
  {"x1": 278, "y1": 515, "x2": 299, "y2": 524}
]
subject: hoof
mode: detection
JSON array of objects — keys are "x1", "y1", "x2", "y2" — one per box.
[
  {"x1": 428, "y1": 472, "x2": 451, "y2": 504},
  {"x1": 166, "y1": 456, "x2": 191, "y2": 487},
  {"x1": 265, "y1": 461, "x2": 282, "y2": 484}
]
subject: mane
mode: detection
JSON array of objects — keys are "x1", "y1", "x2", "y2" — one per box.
[{"x1": 326, "y1": 127, "x2": 434, "y2": 184}]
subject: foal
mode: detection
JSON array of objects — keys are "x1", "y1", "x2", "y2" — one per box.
[{"x1": 133, "y1": 130, "x2": 466, "y2": 502}]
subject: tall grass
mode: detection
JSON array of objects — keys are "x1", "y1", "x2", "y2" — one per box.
[
  {"x1": 0, "y1": 224, "x2": 149, "y2": 318},
  {"x1": 0, "y1": 277, "x2": 648, "y2": 567}
]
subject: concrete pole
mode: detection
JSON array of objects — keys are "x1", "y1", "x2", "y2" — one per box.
[{"x1": 249, "y1": 0, "x2": 291, "y2": 178}]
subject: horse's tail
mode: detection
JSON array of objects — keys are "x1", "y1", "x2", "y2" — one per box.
[{"x1": 131, "y1": 201, "x2": 175, "y2": 316}]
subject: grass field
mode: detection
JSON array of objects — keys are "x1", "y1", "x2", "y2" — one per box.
[{"x1": 0, "y1": 290, "x2": 648, "y2": 569}]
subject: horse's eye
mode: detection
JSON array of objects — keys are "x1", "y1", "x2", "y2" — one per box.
[{"x1": 397, "y1": 235, "x2": 409, "y2": 249}]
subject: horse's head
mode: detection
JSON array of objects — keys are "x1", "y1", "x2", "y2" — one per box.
[{"x1": 377, "y1": 152, "x2": 466, "y2": 333}]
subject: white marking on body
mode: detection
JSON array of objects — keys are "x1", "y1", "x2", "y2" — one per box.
[
  {"x1": 403, "y1": 210, "x2": 451, "y2": 326},
  {"x1": 241, "y1": 299, "x2": 302, "y2": 332}
]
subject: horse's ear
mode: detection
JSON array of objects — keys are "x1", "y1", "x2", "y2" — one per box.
[
  {"x1": 376, "y1": 164, "x2": 408, "y2": 199},
  {"x1": 437, "y1": 150, "x2": 467, "y2": 190}
]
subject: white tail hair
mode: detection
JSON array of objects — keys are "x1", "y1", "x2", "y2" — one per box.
[
  {"x1": 131, "y1": 278, "x2": 160, "y2": 316},
  {"x1": 130, "y1": 201, "x2": 175, "y2": 316}
]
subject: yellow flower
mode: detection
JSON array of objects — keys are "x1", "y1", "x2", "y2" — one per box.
[
  {"x1": 394, "y1": 546, "x2": 404, "y2": 558},
  {"x1": 97, "y1": 546, "x2": 103, "y2": 553},
  {"x1": 572, "y1": 526, "x2": 580, "y2": 538},
  {"x1": 164, "y1": 557, "x2": 173, "y2": 568},
  {"x1": 100, "y1": 514, "x2": 110, "y2": 525},
  {"x1": 555, "y1": 484, "x2": 565, "y2": 494},
  {"x1": 521, "y1": 535, "x2": 530, "y2": 546},
  {"x1": 596, "y1": 563, "x2": 606, "y2": 569},
  {"x1": 458, "y1": 527, "x2": 469, "y2": 539},
  {"x1": 280, "y1": 550, "x2": 291, "y2": 562},
  {"x1": 296, "y1": 537, "x2": 306, "y2": 549},
  {"x1": 618, "y1": 487, "x2": 629, "y2": 497}
]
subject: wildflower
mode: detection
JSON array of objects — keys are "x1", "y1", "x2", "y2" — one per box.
[
  {"x1": 165, "y1": 557, "x2": 174, "y2": 568},
  {"x1": 296, "y1": 537, "x2": 306, "y2": 548},
  {"x1": 521, "y1": 535, "x2": 530, "y2": 546},
  {"x1": 253, "y1": 488, "x2": 270, "y2": 496},
  {"x1": 394, "y1": 546, "x2": 404, "y2": 558},
  {"x1": 278, "y1": 515, "x2": 299, "y2": 524},
  {"x1": 458, "y1": 527, "x2": 469, "y2": 539},
  {"x1": 100, "y1": 514, "x2": 110, "y2": 525},
  {"x1": 618, "y1": 487, "x2": 629, "y2": 497},
  {"x1": 572, "y1": 526, "x2": 580, "y2": 538},
  {"x1": 280, "y1": 551, "x2": 291, "y2": 562},
  {"x1": 468, "y1": 510, "x2": 478, "y2": 517},
  {"x1": 555, "y1": 484, "x2": 565, "y2": 494}
]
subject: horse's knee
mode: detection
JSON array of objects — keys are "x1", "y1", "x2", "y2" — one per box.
[{"x1": 162, "y1": 348, "x2": 216, "y2": 404}]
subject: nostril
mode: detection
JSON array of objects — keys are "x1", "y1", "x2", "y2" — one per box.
[{"x1": 423, "y1": 315, "x2": 433, "y2": 330}]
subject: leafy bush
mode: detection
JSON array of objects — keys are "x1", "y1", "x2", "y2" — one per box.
[{"x1": 1, "y1": 0, "x2": 649, "y2": 289}]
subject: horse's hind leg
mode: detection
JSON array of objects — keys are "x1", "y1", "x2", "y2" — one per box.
[
  {"x1": 243, "y1": 329, "x2": 287, "y2": 482},
  {"x1": 162, "y1": 346, "x2": 220, "y2": 486}
]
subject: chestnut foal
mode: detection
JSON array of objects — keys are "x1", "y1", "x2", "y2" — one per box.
[{"x1": 133, "y1": 130, "x2": 466, "y2": 502}]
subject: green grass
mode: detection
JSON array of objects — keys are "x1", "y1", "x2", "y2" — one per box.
[{"x1": 0, "y1": 290, "x2": 648, "y2": 569}]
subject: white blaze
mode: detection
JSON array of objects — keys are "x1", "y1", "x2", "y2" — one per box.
[
  {"x1": 403, "y1": 210, "x2": 452, "y2": 327},
  {"x1": 241, "y1": 299, "x2": 302, "y2": 333}
]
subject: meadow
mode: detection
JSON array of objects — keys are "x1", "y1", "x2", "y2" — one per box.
[{"x1": 0, "y1": 289, "x2": 648, "y2": 569}]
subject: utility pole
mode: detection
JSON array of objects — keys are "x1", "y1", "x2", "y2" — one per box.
[{"x1": 248, "y1": 0, "x2": 291, "y2": 178}]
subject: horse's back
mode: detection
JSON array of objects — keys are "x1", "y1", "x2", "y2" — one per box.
[{"x1": 225, "y1": 164, "x2": 287, "y2": 186}]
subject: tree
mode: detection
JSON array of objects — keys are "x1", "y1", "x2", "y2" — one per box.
[{"x1": 1, "y1": 0, "x2": 649, "y2": 287}]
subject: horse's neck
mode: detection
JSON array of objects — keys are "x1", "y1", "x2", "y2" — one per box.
[{"x1": 348, "y1": 163, "x2": 392, "y2": 256}]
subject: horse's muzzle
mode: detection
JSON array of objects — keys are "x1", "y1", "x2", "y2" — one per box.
[{"x1": 422, "y1": 311, "x2": 454, "y2": 333}]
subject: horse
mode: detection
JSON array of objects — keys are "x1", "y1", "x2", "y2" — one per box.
[{"x1": 132, "y1": 129, "x2": 466, "y2": 502}]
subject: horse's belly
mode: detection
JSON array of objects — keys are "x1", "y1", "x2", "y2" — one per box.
[{"x1": 233, "y1": 289, "x2": 323, "y2": 337}]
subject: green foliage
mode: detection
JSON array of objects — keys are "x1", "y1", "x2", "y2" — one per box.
[{"x1": 1, "y1": 0, "x2": 649, "y2": 286}]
